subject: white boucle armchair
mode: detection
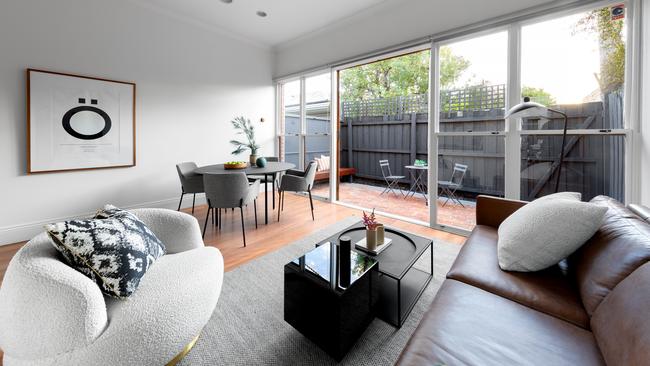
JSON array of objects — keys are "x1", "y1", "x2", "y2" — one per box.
[{"x1": 0, "y1": 208, "x2": 224, "y2": 366}]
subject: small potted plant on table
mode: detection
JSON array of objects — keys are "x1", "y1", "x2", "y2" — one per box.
[
  {"x1": 229, "y1": 116, "x2": 261, "y2": 166},
  {"x1": 363, "y1": 209, "x2": 380, "y2": 252}
]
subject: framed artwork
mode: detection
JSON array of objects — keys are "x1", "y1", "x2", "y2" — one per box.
[{"x1": 27, "y1": 69, "x2": 136, "y2": 173}]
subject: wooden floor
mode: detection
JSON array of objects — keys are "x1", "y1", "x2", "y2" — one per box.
[
  {"x1": 0, "y1": 193, "x2": 465, "y2": 284},
  {"x1": 0, "y1": 194, "x2": 465, "y2": 363}
]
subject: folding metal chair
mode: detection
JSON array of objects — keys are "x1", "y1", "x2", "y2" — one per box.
[
  {"x1": 379, "y1": 160, "x2": 405, "y2": 197},
  {"x1": 438, "y1": 163, "x2": 468, "y2": 207}
]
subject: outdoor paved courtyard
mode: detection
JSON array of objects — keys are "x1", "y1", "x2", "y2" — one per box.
[{"x1": 311, "y1": 182, "x2": 476, "y2": 231}]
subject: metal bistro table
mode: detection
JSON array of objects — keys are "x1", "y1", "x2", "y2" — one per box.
[
  {"x1": 404, "y1": 165, "x2": 428, "y2": 205},
  {"x1": 194, "y1": 162, "x2": 295, "y2": 225}
]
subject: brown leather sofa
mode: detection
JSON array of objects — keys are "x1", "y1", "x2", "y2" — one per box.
[{"x1": 396, "y1": 195, "x2": 650, "y2": 366}]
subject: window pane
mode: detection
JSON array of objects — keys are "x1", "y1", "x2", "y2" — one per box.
[
  {"x1": 280, "y1": 80, "x2": 301, "y2": 165},
  {"x1": 521, "y1": 5, "x2": 626, "y2": 130},
  {"x1": 282, "y1": 135, "x2": 301, "y2": 168},
  {"x1": 520, "y1": 135, "x2": 625, "y2": 201},
  {"x1": 440, "y1": 31, "x2": 507, "y2": 131},
  {"x1": 437, "y1": 136, "x2": 505, "y2": 230},
  {"x1": 305, "y1": 73, "x2": 332, "y2": 199}
]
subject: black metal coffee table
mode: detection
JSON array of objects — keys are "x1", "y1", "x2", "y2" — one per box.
[
  {"x1": 284, "y1": 242, "x2": 379, "y2": 361},
  {"x1": 317, "y1": 223, "x2": 433, "y2": 327}
]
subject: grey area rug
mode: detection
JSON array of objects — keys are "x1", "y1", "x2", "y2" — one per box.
[{"x1": 180, "y1": 216, "x2": 461, "y2": 366}]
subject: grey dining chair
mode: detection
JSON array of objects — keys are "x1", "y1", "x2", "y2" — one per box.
[
  {"x1": 278, "y1": 161, "x2": 318, "y2": 222},
  {"x1": 176, "y1": 162, "x2": 205, "y2": 214},
  {"x1": 248, "y1": 157, "x2": 280, "y2": 209},
  {"x1": 438, "y1": 163, "x2": 468, "y2": 207},
  {"x1": 203, "y1": 173, "x2": 260, "y2": 247},
  {"x1": 379, "y1": 160, "x2": 405, "y2": 197}
]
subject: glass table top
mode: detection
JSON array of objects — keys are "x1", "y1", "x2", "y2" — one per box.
[{"x1": 289, "y1": 242, "x2": 377, "y2": 292}]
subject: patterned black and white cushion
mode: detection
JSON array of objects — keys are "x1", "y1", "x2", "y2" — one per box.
[{"x1": 45, "y1": 205, "x2": 166, "y2": 298}]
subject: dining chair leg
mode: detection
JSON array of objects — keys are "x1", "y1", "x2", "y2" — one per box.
[
  {"x1": 219, "y1": 209, "x2": 222, "y2": 230},
  {"x1": 277, "y1": 190, "x2": 282, "y2": 222},
  {"x1": 281, "y1": 191, "x2": 285, "y2": 211},
  {"x1": 177, "y1": 192, "x2": 184, "y2": 211},
  {"x1": 192, "y1": 194, "x2": 196, "y2": 214},
  {"x1": 211, "y1": 207, "x2": 214, "y2": 225},
  {"x1": 202, "y1": 203, "x2": 211, "y2": 238},
  {"x1": 240, "y1": 207, "x2": 246, "y2": 247},
  {"x1": 254, "y1": 199, "x2": 258, "y2": 229},
  {"x1": 272, "y1": 174, "x2": 276, "y2": 210},
  {"x1": 308, "y1": 189, "x2": 314, "y2": 221}
]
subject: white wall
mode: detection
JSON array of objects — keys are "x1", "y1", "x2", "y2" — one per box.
[
  {"x1": 273, "y1": 0, "x2": 555, "y2": 77},
  {"x1": 0, "y1": 0, "x2": 275, "y2": 244}
]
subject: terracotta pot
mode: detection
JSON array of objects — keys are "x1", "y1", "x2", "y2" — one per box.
[
  {"x1": 249, "y1": 154, "x2": 258, "y2": 166},
  {"x1": 366, "y1": 228, "x2": 377, "y2": 251},
  {"x1": 376, "y1": 224, "x2": 385, "y2": 245}
]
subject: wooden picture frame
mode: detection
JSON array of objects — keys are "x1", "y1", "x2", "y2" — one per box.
[{"x1": 27, "y1": 69, "x2": 136, "y2": 174}]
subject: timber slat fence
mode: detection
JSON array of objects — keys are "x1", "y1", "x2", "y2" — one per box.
[{"x1": 340, "y1": 86, "x2": 624, "y2": 201}]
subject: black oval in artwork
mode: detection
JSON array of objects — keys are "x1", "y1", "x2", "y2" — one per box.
[{"x1": 62, "y1": 106, "x2": 112, "y2": 140}]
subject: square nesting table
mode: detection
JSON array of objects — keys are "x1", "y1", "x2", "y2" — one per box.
[
  {"x1": 317, "y1": 223, "x2": 434, "y2": 327},
  {"x1": 284, "y1": 242, "x2": 379, "y2": 361}
]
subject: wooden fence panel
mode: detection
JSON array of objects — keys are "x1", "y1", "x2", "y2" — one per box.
[{"x1": 339, "y1": 91, "x2": 624, "y2": 201}]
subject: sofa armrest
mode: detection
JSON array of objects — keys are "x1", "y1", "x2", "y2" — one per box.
[
  {"x1": 628, "y1": 204, "x2": 650, "y2": 222},
  {"x1": 0, "y1": 234, "x2": 108, "y2": 359},
  {"x1": 130, "y1": 208, "x2": 204, "y2": 254},
  {"x1": 476, "y1": 195, "x2": 527, "y2": 228}
]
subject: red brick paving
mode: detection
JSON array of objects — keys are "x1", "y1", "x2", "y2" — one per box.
[{"x1": 312, "y1": 182, "x2": 476, "y2": 231}]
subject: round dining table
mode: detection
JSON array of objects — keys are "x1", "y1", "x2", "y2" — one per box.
[{"x1": 194, "y1": 162, "x2": 296, "y2": 225}]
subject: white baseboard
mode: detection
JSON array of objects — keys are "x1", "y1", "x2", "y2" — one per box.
[
  {"x1": 0, "y1": 194, "x2": 209, "y2": 246},
  {"x1": 0, "y1": 184, "x2": 274, "y2": 246}
]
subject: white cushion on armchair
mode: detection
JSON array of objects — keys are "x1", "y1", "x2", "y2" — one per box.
[{"x1": 0, "y1": 209, "x2": 224, "y2": 366}]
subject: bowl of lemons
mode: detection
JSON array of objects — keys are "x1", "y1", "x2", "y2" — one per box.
[{"x1": 224, "y1": 161, "x2": 248, "y2": 169}]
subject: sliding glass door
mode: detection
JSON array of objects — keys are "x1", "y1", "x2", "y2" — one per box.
[
  {"x1": 434, "y1": 31, "x2": 508, "y2": 230},
  {"x1": 337, "y1": 49, "x2": 431, "y2": 224},
  {"x1": 277, "y1": 72, "x2": 332, "y2": 199}
]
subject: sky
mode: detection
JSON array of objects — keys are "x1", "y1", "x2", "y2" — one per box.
[
  {"x1": 284, "y1": 6, "x2": 624, "y2": 106},
  {"x1": 442, "y1": 9, "x2": 624, "y2": 104}
]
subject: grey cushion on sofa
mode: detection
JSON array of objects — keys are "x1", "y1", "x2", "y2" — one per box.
[{"x1": 497, "y1": 193, "x2": 607, "y2": 272}]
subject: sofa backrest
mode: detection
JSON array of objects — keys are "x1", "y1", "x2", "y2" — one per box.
[
  {"x1": 569, "y1": 196, "x2": 650, "y2": 315},
  {"x1": 590, "y1": 261, "x2": 650, "y2": 365}
]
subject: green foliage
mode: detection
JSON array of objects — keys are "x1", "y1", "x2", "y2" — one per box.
[
  {"x1": 229, "y1": 116, "x2": 260, "y2": 155},
  {"x1": 439, "y1": 46, "x2": 470, "y2": 89},
  {"x1": 340, "y1": 48, "x2": 470, "y2": 101},
  {"x1": 575, "y1": 7, "x2": 625, "y2": 93},
  {"x1": 522, "y1": 86, "x2": 557, "y2": 106}
]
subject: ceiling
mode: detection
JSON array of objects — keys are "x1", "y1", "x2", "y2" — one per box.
[{"x1": 138, "y1": 0, "x2": 392, "y2": 47}]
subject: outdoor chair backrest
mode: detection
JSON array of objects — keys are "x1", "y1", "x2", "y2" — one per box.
[
  {"x1": 450, "y1": 163, "x2": 468, "y2": 186},
  {"x1": 379, "y1": 160, "x2": 393, "y2": 178}
]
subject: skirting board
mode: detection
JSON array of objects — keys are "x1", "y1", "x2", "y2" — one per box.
[
  {"x1": 0, "y1": 195, "x2": 205, "y2": 246},
  {"x1": 0, "y1": 184, "x2": 274, "y2": 246}
]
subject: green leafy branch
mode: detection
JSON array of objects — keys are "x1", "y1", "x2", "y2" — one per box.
[{"x1": 229, "y1": 116, "x2": 260, "y2": 155}]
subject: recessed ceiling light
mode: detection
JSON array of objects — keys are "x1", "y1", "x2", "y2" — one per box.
[
  {"x1": 220, "y1": 0, "x2": 232, "y2": 3},
  {"x1": 256, "y1": 11, "x2": 267, "y2": 17}
]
